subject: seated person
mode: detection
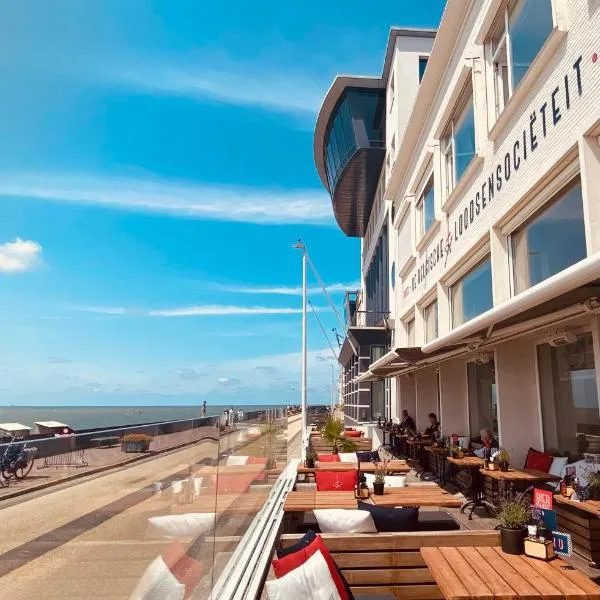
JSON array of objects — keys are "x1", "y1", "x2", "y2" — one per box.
[
  {"x1": 423, "y1": 413, "x2": 440, "y2": 440},
  {"x1": 474, "y1": 428, "x2": 499, "y2": 458},
  {"x1": 400, "y1": 409, "x2": 416, "y2": 434}
]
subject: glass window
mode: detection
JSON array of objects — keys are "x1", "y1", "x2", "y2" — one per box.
[
  {"x1": 468, "y1": 361, "x2": 498, "y2": 437},
  {"x1": 417, "y1": 175, "x2": 435, "y2": 238},
  {"x1": 511, "y1": 180, "x2": 586, "y2": 293},
  {"x1": 488, "y1": 0, "x2": 553, "y2": 118},
  {"x1": 406, "y1": 319, "x2": 415, "y2": 346},
  {"x1": 371, "y1": 346, "x2": 386, "y2": 421},
  {"x1": 419, "y1": 57, "x2": 428, "y2": 82},
  {"x1": 538, "y1": 333, "x2": 599, "y2": 457},
  {"x1": 451, "y1": 257, "x2": 493, "y2": 327},
  {"x1": 441, "y1": 86, "x2": 475, "y2": 197},
  {"x1": 424, "y1": 300, "x2": 438, "y2": 342}
]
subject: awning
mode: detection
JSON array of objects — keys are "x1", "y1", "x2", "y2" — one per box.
[
  {"x1": 422, "y1": 254, "x2": 600, "y2": 354},
  {"x1": 348, "y1": 326, "x2": 391, "y2": 346}
]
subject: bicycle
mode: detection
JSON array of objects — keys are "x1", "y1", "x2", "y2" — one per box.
[{"x1": 1, "y1": 438, "x2": 37, "y2": 480}]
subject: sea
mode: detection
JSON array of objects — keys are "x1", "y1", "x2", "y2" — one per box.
[{"x1": 0, "y1": 405, "x2": 284, "y2": 432}]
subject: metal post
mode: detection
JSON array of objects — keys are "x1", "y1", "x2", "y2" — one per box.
[{"x1": 301, "y1": 247, "x2": 308, "y2": 460}]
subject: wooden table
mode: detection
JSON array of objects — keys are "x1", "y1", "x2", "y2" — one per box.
[
  {"x1": 283, "y1": 491, "x2": 357, "y2": 512},
  {"x1": 369, "y1": 487, "x2": 463, "y2": 508},
  {"x1": 554, "y1": 495, "x2": 600, "y2": 565},
  {"x1": 480, "y1": 468, "x2": 561, "y2": 504},
  {"x1": 421, "y1": 546, "x2": 600, "y2": 600},
  {"x1": 446, "y1": 457, "x2": 491, "y2": 519},
  {"x1": 296, "y1": 460, "x2": 410, "y2": 474},
  {"x1": 406, "y1": 438, "x2": 432, "y2": 459}
]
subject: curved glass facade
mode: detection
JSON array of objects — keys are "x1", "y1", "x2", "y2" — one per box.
[{"x1": 324, "y1": 88, "x2": 385, "y2": 192}]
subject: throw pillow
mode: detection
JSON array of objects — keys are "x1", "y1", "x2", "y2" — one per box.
[
  {"x1": 357, "y1": 501, "x2": 418, "y2": 532},
  {"x1": 314, "y1": 509, "x2": 377, "y2": 533},
  {"x1": 146, "y1": 513, "x2": 215, "y2": 540},
  {"x1": 265, "y1": 550, "x2": 342, "y2": 600},
  {"x1": 277, "y1": 530, "x2": 318, "y2": 559},
  {"x1": 338, "y1": 452, "x2": 358, "y2": 463},
  {"x1": 524, "y1": 447, "x2": 554, "y2": 472},
  {"x1": 161, "y1": 542, "x2": 203, "y2": 600},
  {"x1": 344, "y1": 431, "x2": 363, "y2": 438},
  {"x1": 547, "y1": 456, "x2": 569, "y2": 489},
  {"x1": 356, "y1": 450, "x2": 380, "y2": 463},
  {"x1": 272, "y1": 534, "x2": 353, "y2": 600},
  {"x1": 315, "y1": 470, "x2": 357, "y2": 492},
  {"x1": 129, "y1": 555, "x2": 186, "y2": 600},
  {"x1": 318, "y1": 454, "x2": 341, "y2": 462}
]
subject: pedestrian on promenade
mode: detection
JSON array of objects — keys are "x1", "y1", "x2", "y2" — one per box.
[{"x1": 201, "y1": 401, "x2": 207, "y2": 417}]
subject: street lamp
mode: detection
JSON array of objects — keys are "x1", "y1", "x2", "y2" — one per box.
[{"x1": 292, "y1": 240, "x2": 308, "y2": 460}]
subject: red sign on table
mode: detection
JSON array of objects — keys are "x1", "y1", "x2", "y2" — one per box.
[{"x1": 533, "y1": 488, "x2": 553, "y2": 510}]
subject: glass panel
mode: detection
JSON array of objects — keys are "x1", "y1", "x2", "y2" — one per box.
[
  {"x1": 451, "y1": 257, "x2": 493, "y2": 327},
  {"x1": 371, "y1": 347, "x2": 386, "y2": 421},
  {"x1": 406, "y1": 319, "x2": 415, "y2": 346},
  {"x1": 509, "y1": 0, "x2": 554, "y2": 90},
  {"x1": 468, "y1": 361, "x2": 498, "y2": 437},
  {"x1": 419, "y1": 57, "x2": 429, "y2": 82},
  {"x1": 512, "y1": 181, "x2": 586, "y2": 293},
  {"x1": 538, "y1": 333, "x2": 598, "y2": 458},
  {"x1": 454, "y1": 97, "x2": 475, "y2": 181},
  {"x1": 332, "y1": 113, "x2": 348, "y2": 169},
  {"x1": 339, "y1": 98, "x2": 356, "y2": 158},
  {"x1": 425, "y1": 300, "x2": 438, "y2": 342},
  {"x1": 423, "y1": 176, "x2": 435, "y2": 233},
  {"x1": 443, "y1": 139, "x2": 454, "y2": 197},
  {"x1": 348, "y1": 89, "x2": 385, "y2": 146},
  {"x1": 493, "y1": 40, "x2": 510, "y2": 116}
]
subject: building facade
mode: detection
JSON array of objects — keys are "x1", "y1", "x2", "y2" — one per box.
[{"x1": 317, "y1": 0, "x2": 600, "y2": 466}]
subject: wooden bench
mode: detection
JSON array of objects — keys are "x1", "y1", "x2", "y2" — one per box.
[
  {"x1": 310, "y1": 439, "x2": 373, "y2": 453},
  {"x1": 278, "y1": 530, "x2": 500, "y2": 599}
]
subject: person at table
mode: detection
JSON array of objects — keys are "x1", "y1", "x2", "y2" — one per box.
[
  {"x1": 400, "y1": 409, "x2": 416, "y2": 435},
  {"x1": 423, "y1": 413, "x2": 440, "y2": 440},
  {"x1": 474, "y1": 428, "x2": 499, "y2": 458}
]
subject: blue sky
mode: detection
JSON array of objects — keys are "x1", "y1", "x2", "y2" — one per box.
[{"x1": 0, "y1": 0, "x2": 445, "y2": 406}]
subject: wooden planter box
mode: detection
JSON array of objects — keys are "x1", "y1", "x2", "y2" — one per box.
[{"x1": 555, "y1": 503, "x2": 600, "y2": 564}]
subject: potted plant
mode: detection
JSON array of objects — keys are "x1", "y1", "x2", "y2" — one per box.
[
  {"x1": 496, "y1": 493, "x2": 531, "y2": 555},
  {"x1": 121, "y1": 433, "x2": 153, "y2": 453},
  {"x1": 498, "y1": 448, "x2": 510, "y2": 472},
  {"x1": 372, "y1": 460, "x2": 388, "y2": 495},
  {"x1": 320, "y1": 415, "x2": 358, "y2": 455},
  {"x1": 450, "y1": 446, "x2": 461, "y2": 459}
]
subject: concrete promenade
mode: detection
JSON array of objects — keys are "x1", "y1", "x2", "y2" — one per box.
[{"x1": 0, "y1": 414, "x2": 302, "y2": 599}]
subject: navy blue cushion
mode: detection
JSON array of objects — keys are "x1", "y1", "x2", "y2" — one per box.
[
  {"x1": 356, "y1": 450, "x2": 380, "y2": 462},
  {"x1": 358, "y1": 500, "x2": 419, "y2": 532},
  {"x1": 276, "y1": 529, "x2": 317, "y2": 559}
]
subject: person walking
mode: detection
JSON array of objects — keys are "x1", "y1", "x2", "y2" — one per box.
[{"x1": 201, "y1": 401, "x2": 207, "y2": 417}]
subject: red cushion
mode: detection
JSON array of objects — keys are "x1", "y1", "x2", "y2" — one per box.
[
  {"x1": 162, "y1": 542, "x2": 203, "y2": 600},
  {"x1": 344, "y1": 431, "x2": 363, "y2": 438},
  {"x1": 315, "y1": 469, "x2": 357, "y2": 491},
  {"x1": 524, "y1": 447, "x2": 554, "y2": 472},
  {"x1": 272, "y1": 535, "x2": 350, "y2": 600},
  {"x1": 317, "y1": 454, "x2": 341, "y2": 462}
]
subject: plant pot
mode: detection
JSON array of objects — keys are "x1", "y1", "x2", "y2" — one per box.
[
  {"x1": 305, "y1": 458, "x2": 315, "y2": 469},
  {"x1": 499, "y1": 461, "x2": 509, "y2": 472},
  {"x1": 500, "y1": 527, "x2": 525, "y2": 555},
  {"x1": 373, "y1": 481, "x2": 385, "y2": 495},
  {"x1": 121, "y1": 441, "x2": 150, "y2": 453}
]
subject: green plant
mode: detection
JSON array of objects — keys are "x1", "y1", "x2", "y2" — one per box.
[
  {"x1": 373, "y1": 459, "x2": 388, "y2": 484},
  {"x1": 496, "y1": 493, "x2": 531, "y2": 530},
  {"x1": 121, "y1": 433, "x2": 153, "y2": 443},
  {"x1": 497, "y1": 448, "x2": 510, "y2": 464},
  {"x1": 320, "y1": 416, "x2": 358, "y2": 453}
]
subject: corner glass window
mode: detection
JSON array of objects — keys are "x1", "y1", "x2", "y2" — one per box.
[
  {"x1": 417, "y1": 175, "x2": 435, "y2": 239},
  {"x1": 441, "y1": 84, "x2": 475, "y2": 198},
  {"x1": 538, "y1": 333, "x2": 598, "y2": 457},
  {"x1": 419, "y1": 57, "x2": 428, "y2": 82},
  {"x1": 488, "y1": 0, "x2": 553, "y2": 118},
  {"x1": 468, "y1": 360, "x2": 498, "y2": 437},
  {"x1": 511, "y1": 179, "x2": 586, "y2": 293},
  {"x1": 451, "y1": 257, "x2": 493, "y2": 327},
  {"x1": 424, "y1": 300, "x2": 438, "y2": 342}
]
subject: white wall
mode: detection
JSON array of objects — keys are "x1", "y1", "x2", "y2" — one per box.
[{"x1": 439, "y1": 356, "x2": 469, "y2": 436}]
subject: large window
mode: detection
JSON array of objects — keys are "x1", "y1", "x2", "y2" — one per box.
[
  {"x1": 488, "y1": 0, "x2": 554, "y2": 118},
  {"x1": 468, "y1": 360, "x2": 498, "y2": 437},
  {"x1": 511, "y1": 179, "x2": 586, "y2": 293},
  {"x1": 441, "y1": 85, "x2": 476, "y2": 197},
  {"x1": 451, "y1": 257, "x2": 493, "y2": 327},
  {"x1": 424, "y1": 300, "x2": 438, "y2": 343},
  {"x1": 371, "y1": 346, "x2": 386, "y2": 421},
  {"x1": 416, "y1": 175, "x2": 435, "y2": 239},
  {"x1": 406, "y1": 319, "x2": 415, "y2": 346},
  {"x1": 538, "y1": 333, "x2": 599, "y2": 457}
]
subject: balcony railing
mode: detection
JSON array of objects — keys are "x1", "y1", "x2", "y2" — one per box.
[{"x1": 350, "y1": 309, "x2": 390, "y2": 328}]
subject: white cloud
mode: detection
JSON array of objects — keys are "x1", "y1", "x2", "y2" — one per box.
[
  {"x1": 0, "y1": 172, "x2": 333, "y2": 226},
  {"x1": 72, "y1": 304, "x2": 324, "y2": 317},
  {"x1": 0, "y1": 238, "x2": 42, "y2": 273},
  {"x1": 212, "y1": 282, "x2": 359, "y2": 296},
  {"x1": 97, "y1": 59, "x2": 325, "y2": 117}
]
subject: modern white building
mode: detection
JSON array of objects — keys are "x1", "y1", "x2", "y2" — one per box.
[{"x1": 315, "y1": 0, "x2": 600, "y2": 467}]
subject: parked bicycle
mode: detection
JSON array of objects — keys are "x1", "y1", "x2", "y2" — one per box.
[{"x1": 1, "y1": 437, "x2": 37, "y2": 480}]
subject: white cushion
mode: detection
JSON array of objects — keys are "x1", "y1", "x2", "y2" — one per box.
[
  {"x1": 129, "y1": 555, "x2": 185, "y2": 600},
  {"x1": 265, "y1": 550, "x2": 341, "y2": 600},
  {"x1": 247, "y1": 426, "x2": 261, "y2": 437},
  {"x1": 364, "y1": 474, "x2": 406, "y2": 488},
  {"x1": 338, "y1": 452, "x2": 358, "y2": 463},
  {"x1": 546, "y1": 456, "x2": 569, "y2": 489},
  {"x1": 314, "y1": 509, "x2": 377, "y2": 533},
  {"x1": 147, "y1": 513, "x2": 215, "y2": 539},
  {"x1": 226, "y1": 455, "x2": 249, "y2": 466}
]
